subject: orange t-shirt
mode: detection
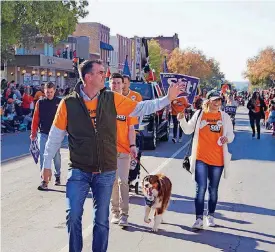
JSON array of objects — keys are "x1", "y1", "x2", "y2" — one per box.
[
  {"x1": 171, "y1": 96, "x2": 188, "y2": 115},
  {"x1": 196, "y1": 112, "x2": 224, "y2": 166},
  {"x1": 53, "y1": 92, "x2": 138, "y2": 154},
  {"x1": 126, "y1": 90, "x2": 143, "y2": 102},
  {"x1": 254, "y1": 99, "x2": 261, "y2": 113}
]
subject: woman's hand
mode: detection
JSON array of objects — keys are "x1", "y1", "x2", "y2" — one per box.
[{"x1": 177, "y1": 112, "x2": 185, "y2": 121}]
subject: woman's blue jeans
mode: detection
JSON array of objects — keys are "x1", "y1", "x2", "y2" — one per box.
[{"x1": 195, "y1": 160, "x2": 224, "y2": 219}]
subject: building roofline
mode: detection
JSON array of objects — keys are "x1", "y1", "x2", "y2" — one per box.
[{"x1": 77, "y1": 22, "x2": 110, "y2": 30}]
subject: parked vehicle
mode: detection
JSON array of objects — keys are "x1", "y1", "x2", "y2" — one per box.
[
  {"x1": 104, "y1": 80, "x2": 170, "y2": 149},
  {"x1": 130, "y1": 81, "x2": 170, "y2": 150}
]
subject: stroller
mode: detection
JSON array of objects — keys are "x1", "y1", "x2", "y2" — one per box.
[{"x1": 129, "y1": 130, "x2": 144, "y2": 195}]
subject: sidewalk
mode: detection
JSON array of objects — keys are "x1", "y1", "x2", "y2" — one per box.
[
  {"x1": 1, "y1": 131, "x2": 31, "y2": 162},
  {"x1": 1, "y1": 131, "x2": 68, "y2": 163}
]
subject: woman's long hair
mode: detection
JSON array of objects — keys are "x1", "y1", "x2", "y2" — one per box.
[
  {"x1": 202, "y1": 99, "x2": 210, "y2": 112},
  {"x1": 252, "y1": 91, "x2": 260, "y2": 100}
]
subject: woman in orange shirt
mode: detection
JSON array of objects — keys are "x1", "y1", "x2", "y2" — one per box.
[
  {"x1": 178, "y1": 91, "x2": 234, "y2": 229},
  {"x1": 247, "y1": 91, "x2": 267, "y2": 139}
]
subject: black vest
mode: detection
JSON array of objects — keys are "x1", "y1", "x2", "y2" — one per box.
[
  {"x1": 38, "y1": 96, "x2": 61, "y2": 134},
  {"x1": 64, "y1": 83, "x2": 117, "y2": 173}
]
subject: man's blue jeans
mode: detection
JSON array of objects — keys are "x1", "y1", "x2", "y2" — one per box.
[
  {"x1": 66, "y1": 168, "x2": 116, "y2": 252},
  {"x1": 195, "y1": 160, "x2": 224, "y2": 219},
  {"x1": 38, "y1": 133, "x2": 61, "y2": 178}
]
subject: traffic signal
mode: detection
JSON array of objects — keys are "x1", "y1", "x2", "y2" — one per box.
[
  {"x1": 72, "y1": 57, "x2": 86, "y2": 79},
  {"x1": 73, "y1": 57, "x2": 79, "y2": 74}
]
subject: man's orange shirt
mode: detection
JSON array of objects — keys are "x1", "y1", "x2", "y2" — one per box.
[
  {"x1": 53, "y1": 93, "x2": 138, "y2": 154},
  {"x1": 197, "y1": 112, "x2": 224, "y2": 166},
  {"x1": 34, "y1": 91, "x2": 45, "y2": 102},
  {"x1": 171, "y1": 96, "x2": 188, "y2": 115},
  {"x1": 126, "y1": 90, "x2": 143, "y2": 102}
]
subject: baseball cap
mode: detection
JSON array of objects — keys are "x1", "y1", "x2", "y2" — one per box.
[{"x1": 206, "y1": 90, "x2": 221, "y2": 101}]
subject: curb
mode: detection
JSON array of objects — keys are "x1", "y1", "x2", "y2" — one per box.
[{"x1": 1, "y1": 153, "x2": 31, "y2": 164}]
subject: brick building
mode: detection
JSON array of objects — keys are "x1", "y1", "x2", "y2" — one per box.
[
  {"x1": 73, "y1": 22, "x2": 114, "y2": 66},
  {"x1": 145, "y1": 33, "x2": 179, "y2": 54},
  {"x1": 109, "y1": 34, "x2": 132, "y2": 74}
]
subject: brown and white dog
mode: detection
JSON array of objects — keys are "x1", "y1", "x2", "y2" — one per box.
[{"x1": 142, "y1": 174, "x2": 172, "y2": 232}]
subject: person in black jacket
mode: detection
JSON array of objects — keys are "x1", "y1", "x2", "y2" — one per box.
[
  {"x1": 247, "y1": 91, "x2": 267, "y2": 139},
  {"x1": 30, "y1": 82, "x2": 62, "y2": 190}
]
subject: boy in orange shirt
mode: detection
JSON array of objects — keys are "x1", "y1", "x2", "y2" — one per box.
[
  {"x1": 109, "y1": 73, "x2": 138, "y2": 227},
  {"x1": 171, "y1": 96, "x2": 189, "y2": 143},
  {"x1": 122, "y1": 75, "x2": 143, "y2": 102}
]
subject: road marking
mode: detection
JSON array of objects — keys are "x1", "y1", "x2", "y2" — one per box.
[
  {"x1": 150, "y1": 140, "x2": 191, "y2": 175},
  {"x1": 58, "y1": 141, "x2": 190, "y2": 252}
]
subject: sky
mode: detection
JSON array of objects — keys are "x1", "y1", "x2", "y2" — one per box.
[{"x1": 81, "y1": 0, "x2": 275, "y2": 81}]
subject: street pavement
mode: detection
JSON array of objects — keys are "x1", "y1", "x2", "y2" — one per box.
[
  {"x1": 1, "y1": 131, "x2": 31, "y2": 162},
  {"x1": 1, "y1": 106, "x2": 275, "y2": 252}
]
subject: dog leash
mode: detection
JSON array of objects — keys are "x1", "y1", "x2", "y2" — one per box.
[{"x1": 117, "y1": 141, "x2": 150, "y2": 175}]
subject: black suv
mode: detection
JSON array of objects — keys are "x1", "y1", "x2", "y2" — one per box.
[{"x1": 130, "y1": 81, "x2": 170, "y2": 150}]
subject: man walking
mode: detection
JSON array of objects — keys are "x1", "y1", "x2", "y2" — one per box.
[
  {"x1": 41, "y1": 60, "x2": 183, "y2": 252},
  {"x1": 30, "y1": 82, "x2": 61, "y2": 190},
  {"x1": 109, "y1": 73, "x2": 138, "y2": 227}
]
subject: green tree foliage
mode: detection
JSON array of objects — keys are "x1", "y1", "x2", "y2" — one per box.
[
  {"x1": 1, "y1": 0, "x2": 89, "y2": 62},
  {"x1": 148, "y1": 39, "x2": 167, "y2": 81}
]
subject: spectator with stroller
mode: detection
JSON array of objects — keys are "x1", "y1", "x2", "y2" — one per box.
[
  {"x1": 109, "y1": 73, "x2": 138, "y2": 227},
  {"x1": 178, "y1": 90, "x2": 234, "y2": 229},
  {"x1": 30, "y1": 82, "x2": 62, "y2": 190},
  {"x1": 247, "y1": 91, "x2": 267, "y2": 139}
]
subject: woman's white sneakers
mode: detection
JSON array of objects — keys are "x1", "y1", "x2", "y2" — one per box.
[
  {"x1": 192, "y1": 218, "x2": 204, "y2": 229},
  {"x1": 206, "y1": 215, "x2": 216, "y2": 227},
  {"x1": 192, "y1": 216, "x2": 216, "y2": 230}
]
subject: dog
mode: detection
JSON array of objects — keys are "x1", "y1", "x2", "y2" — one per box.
[{"x1": 142, "y1": 174, "x2": 172, "y2": 232}]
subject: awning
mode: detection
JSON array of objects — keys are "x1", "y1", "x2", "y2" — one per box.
[{"x1": 100, "y1": 41, "x2": 114, "y2": 51}]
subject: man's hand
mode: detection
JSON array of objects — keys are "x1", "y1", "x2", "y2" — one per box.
[
  {"x1": 177, "y1": 112, "x2": 185, "y2": 121},
  {"x1": 42, "y1": 168, "x2": 52, "y2": 183},
  {"x1": 130, "y1": 146, "x2": 138, "y2": 158},
  {"x1": 167, "y1": 82, "x2": 184, "y2": 101},
  {"x1": 220, "y1": 136, "x2": 228, "y2": 145},
  {"x1": 30, "y1": 134, "x2": 36, "y2": 141}
]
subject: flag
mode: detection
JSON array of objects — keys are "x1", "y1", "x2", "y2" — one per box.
[
  {"x1": 105, "y1": 62, "x2": 111, "y2": 81},
  {"x1": 122, "y1": 55, "x2": 131, "y2": 77},
  {"x1": 29, "y1": 140, "x2": 40, "y2": 164},
  {"x1": 163, "y1": 56, "x2": 169, "y2": 73}
]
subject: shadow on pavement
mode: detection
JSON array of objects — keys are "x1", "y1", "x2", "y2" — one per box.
[
  {"x1": 170, "y1": 194, "x2": 275, "y2": 217},
  {"x1": 229, "y1": 129, "x2": 275, "y2": 162},
  {"x1": 45, "y1": 188, "x2": 66, "y2": 193},
  {"x1": 129, "y1": 195, "x2": 252, "y2": 225},
  {"x1": 126, "y1": 222, "x2": 274, "y2": 251}
]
